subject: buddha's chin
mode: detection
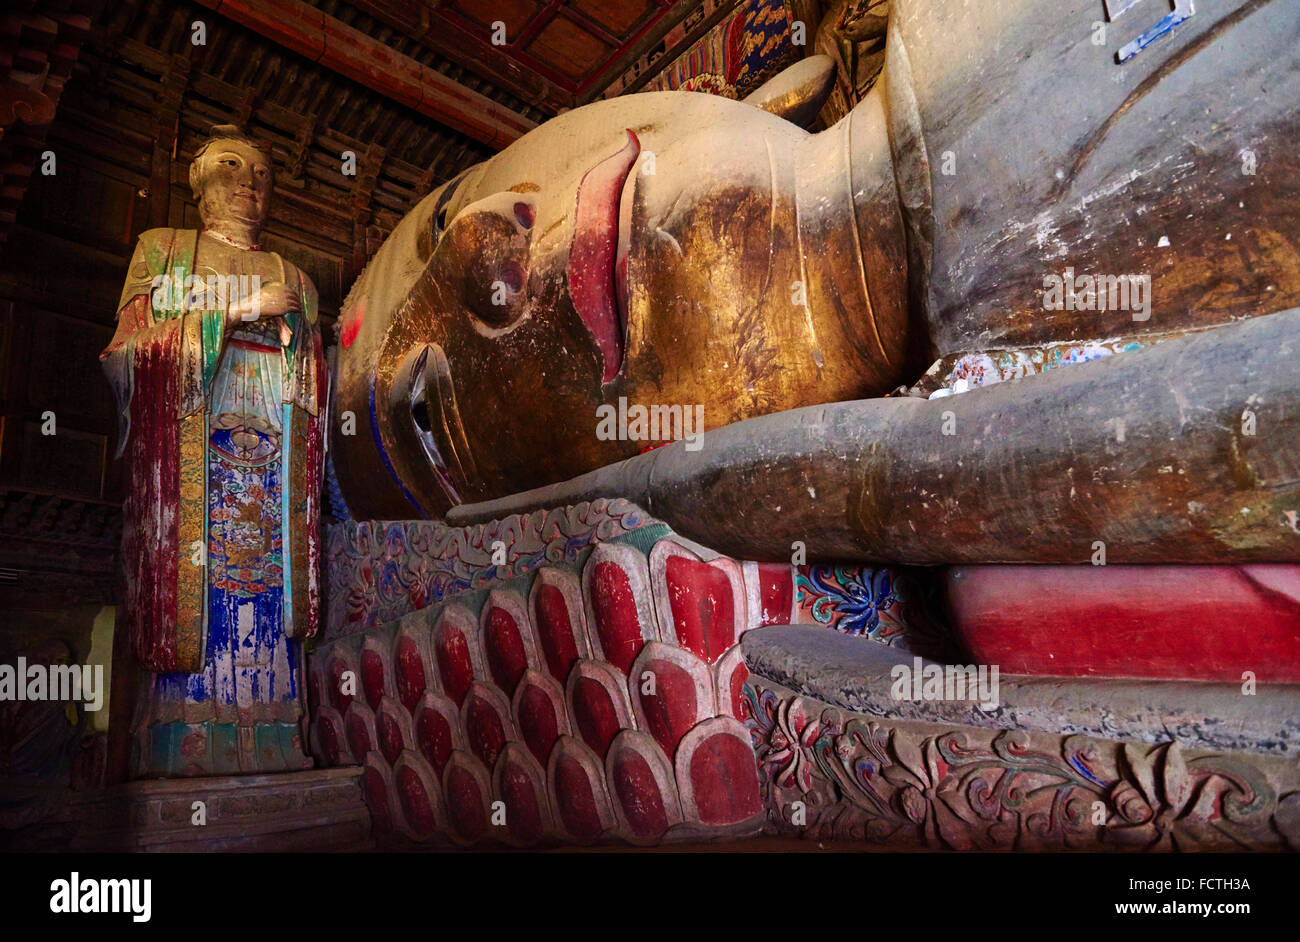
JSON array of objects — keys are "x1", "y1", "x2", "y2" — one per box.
[{"x1": 214, "y1": 200, "x2": 263, "y2": 226}]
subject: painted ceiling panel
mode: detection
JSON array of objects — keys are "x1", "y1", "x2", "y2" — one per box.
[{"x1": 526, "y1": 16, "x2": 614, "y2": 81}]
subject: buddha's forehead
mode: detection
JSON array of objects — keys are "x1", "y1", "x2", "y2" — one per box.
[
  {"x1": 419, "y1": 91, "x2": 801, "y2": 241},
  {"x1": 467, "y1": 92, "x2": 774, "y2": 196}
]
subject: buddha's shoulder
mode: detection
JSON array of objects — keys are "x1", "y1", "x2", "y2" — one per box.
[
  {"x1": 122, "y1": 228, "x2": 198, "y2": 282},
  {"x1": 135, "y1": 226, "x2": 197, "y2": 248},
  {"x1": 130, "y1": 227, "x2": 200, "y2": 261}
]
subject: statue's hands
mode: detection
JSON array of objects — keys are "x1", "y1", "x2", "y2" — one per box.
[{"x1": 226, "y1": 281, "x2": 302, "y2": 326}]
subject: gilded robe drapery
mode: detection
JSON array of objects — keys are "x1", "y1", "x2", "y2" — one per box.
[{"x1": 101, "y1": 227, "x2": 325, "y2": 679}]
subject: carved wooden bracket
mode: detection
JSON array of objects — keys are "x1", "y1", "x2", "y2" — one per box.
[
  {"x1": 350, "y1": 143, "x2": 386, "y2": 270},
  {"x1": 287, "y1": 112, "x2": 318, "y2": 182}
]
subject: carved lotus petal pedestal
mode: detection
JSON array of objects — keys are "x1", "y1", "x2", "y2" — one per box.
[
  {"x1": 315, "y1": 504, "x2": 813, "y2": 848},
  {"x1": 319, "y1": 502, "x2": 1300, "y2": 850},
  {"x1": 742, "y1": 626, "x2": 1300, "y2": 852},
  {"x1": 69, "y1": 768, "x2": 373, "y2": 852}
]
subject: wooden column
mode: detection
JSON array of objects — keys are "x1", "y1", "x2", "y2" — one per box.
[{"x1": 148, "y1": 51, "x2": 192, "y2": 229}]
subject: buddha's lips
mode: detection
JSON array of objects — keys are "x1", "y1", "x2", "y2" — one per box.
[{"x1": 569, "y1": 129, "x2": 640, "y2": 385}]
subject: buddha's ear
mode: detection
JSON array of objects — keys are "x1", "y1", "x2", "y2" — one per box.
[{"x1": 742, "y1": 55, "x2": 837, "y2": 127}]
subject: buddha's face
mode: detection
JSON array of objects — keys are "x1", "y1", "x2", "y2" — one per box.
[
  {"x1": 334, "y1": 90, "x2": 910, "y2": 520},
  {"x1": 193, "y1": 138, "x2": 272, "y2": 232}
]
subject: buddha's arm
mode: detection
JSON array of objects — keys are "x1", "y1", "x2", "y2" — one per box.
[
  {"x1": 283, "y1": 264, "x2": 325, "y2": 415},
  {"x1": 100, "y1": 235, "x2": 209, "y2": 450},
  {"x1": 227, "y1": 281, "x2": 301, "y2": 328},
  {"x1": 448, "y1": 308, "x2": 1300, "y2": 566},
  {"x1": 102, "y1": 238, "x2": 177, "y2": 357},
  {"x1": 101, "y1": 241, "x2": 172, "y2": 441}
]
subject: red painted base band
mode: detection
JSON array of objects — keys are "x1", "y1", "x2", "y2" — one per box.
[{"x1": 945, "y1": 565, "x2": 1300, "y2": 683}]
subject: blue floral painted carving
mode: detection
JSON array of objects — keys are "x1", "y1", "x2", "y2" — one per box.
[{"x1": 796, "y1": 566, "x2": 898, "y2": 637}]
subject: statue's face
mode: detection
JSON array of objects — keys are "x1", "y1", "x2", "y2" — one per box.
[
  {"x1": 408, "y1": 93, "x2": 809, "y2": 385},
  {"x1": 335, "y1": 91, "x2": 909, "y2": 519},
  {"x1": 194, "y1": 139, "x2": 272, "y2": 230}
]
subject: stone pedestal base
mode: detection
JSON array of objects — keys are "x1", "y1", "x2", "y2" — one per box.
[
  {"x1": 741, "y1": 626, "x2": 1300, "y2": 851},
  {"x1": 70, "y1": 767, "x2": 372, "y2": 852}
]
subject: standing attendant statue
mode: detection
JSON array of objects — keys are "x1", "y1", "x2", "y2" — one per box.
[{"x1": 102, "y1": 125, "x2": 325, "y2": 776}]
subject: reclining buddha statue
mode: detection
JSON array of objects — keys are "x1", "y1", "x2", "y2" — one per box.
[{"x1": 333, "y1": 0, "x2": 1299, "y2": 569}]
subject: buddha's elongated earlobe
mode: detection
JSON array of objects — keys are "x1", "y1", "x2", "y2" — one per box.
[{"x1": 742, "y1": 55, "x2": 837, "y2": 128}]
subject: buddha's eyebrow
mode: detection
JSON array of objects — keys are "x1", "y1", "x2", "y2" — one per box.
[{"x1": 536, "y1": 217, "x2": 564, "y2": 242}]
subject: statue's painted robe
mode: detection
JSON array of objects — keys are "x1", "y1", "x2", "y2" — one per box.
[{"x1": 101, "y1": 227, "x2": 325, "y2": 776}]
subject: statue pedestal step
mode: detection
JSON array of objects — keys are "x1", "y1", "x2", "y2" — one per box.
[
  {"x1": 70, "y1": 767, "x2": 372, "y2": 852},
  {"x1": 741, "y1": 626, "x2": 1300, "y2": 851},
  {"x1": 742, "y1": 624, "x2": 1299, "y2": 756}
]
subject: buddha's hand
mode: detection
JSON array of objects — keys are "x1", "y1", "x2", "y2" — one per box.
[{"x1": 226, "y1": 281, "x2": 302, "y2": 325}]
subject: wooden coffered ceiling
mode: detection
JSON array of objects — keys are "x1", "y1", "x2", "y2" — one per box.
[
  {"x1": 312, "y1": 0, "x2": 746, "y2": 113},
  {"x1": 0, "y1": 0, "x2": 755, "y2": 261}
]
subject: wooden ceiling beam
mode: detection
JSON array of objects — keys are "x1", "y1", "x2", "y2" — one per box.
[
  {"x1": 191, "y1": 0, "x2": 535, "y2": 150},
  {"x1": 580, "y1": 0, "x2": 744, "y2": 104},
  {"x1": 346, "y1": 0, "x2": 566, "y2": 114}
]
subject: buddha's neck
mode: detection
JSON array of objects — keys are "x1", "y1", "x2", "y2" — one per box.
[{"x1": 203, "y1": 222, "x2": 261, "y2": 251}]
